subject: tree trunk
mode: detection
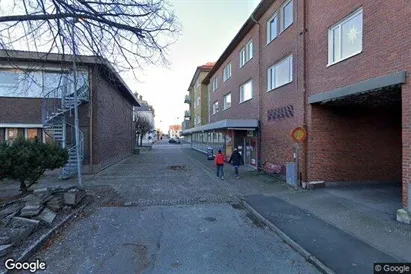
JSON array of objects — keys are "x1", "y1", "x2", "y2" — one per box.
[
  {"x1": 140, "y1": 134, "x2": 143, "y2": 146},
  {"x1": 19, "y1": 181, "x2": 27, "y2": 193}
]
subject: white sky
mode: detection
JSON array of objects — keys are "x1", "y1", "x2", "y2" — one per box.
[{"x1": 124, "y1": 0, "x2": 261, "y2": 132}]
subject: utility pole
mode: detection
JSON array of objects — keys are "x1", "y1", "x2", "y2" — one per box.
[{"x1": 71, "y1": 18, "x2": 83, "y2": 189}]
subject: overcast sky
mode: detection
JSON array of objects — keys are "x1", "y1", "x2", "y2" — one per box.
[{"x1": 126, "y1": 0, "x2": 260, "y2": 132}]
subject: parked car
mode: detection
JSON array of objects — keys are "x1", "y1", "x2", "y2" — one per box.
[{"x1": 169, "y1": 138, "x2": 180, "y2": 144}]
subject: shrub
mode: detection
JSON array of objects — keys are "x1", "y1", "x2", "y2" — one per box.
[{"x1": 0, "y1": 137, "x2": 68, "y2": 193}]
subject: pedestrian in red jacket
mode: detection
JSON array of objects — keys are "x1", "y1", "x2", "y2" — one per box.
[{"x1": 215, "y1": 149, "x2": 225, "y2": 180}]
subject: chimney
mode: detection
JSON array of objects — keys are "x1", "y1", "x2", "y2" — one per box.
[
  {"x1": 134, "y1": 92, "x2": 138, "y2": 98},
  {"x1": 139, "y1": 95, "x2": 143, "y2": 100}
]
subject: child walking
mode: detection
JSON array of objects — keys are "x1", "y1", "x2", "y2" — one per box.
[{"x1": 215, "y1": 149, "x2": 225, "y2": 180}]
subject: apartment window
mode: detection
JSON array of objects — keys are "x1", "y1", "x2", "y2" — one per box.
[
  {"x1": 223, "y1": 93, "x2": 232, "y2": 110},
  {"x1": 267, "y1": 55, "x2": 293, "y2": 91},
  {"x1": 267, "y1": 13, "x2": 278, "y2": 43},
  {"x1": 212, "y1": 101, "x2": 219, "y2": 114},
  {"x1": 240, "y1": 80, "x2": 253, "y2": 103},
  {"x1": 267, "y1": 0, "x2": 293, "y2": 44},
  {"x1": 223, "y1": 62, "x2": 232, "y2": 82},
  {"x1": 240, "y1": 40, "x2": 253, "y2": 67},
  {"x1": 211, "y1": 77, "x2": 218, "y2": 92},
  {"x1": 328, "y1": 8, "x2": 363, "y2": 65},
  {"x1": 282, "y1": 0, "x2": 293, "y2": 31},
  {"x1": 194, "y1": 97, "x2": 200, "y2": 108},
  {"x1": 196, "y1": 114, "x2": 200, "y2": 125}
]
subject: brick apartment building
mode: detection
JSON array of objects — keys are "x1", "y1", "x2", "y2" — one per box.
[
  {"x1": 182, "y1": 0, "x2": 410, "y2": 219},
  {"x1": 0, "y1": 50, "x2": 140, "y2": 177}
]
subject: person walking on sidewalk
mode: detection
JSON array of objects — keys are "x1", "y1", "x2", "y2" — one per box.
[
  {"x1": 215, "y1": 149, "x2": 225, "y2": 180},
  {"x1": 229, "y1": 148, "x2": 244, "y2": 178}
]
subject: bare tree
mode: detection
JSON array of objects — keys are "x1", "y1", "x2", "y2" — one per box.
[
  {"x1": 135, "y1": 113, "x2": 153, "y2": 146},
  {"x1": 0, "y1": 0, "x2": 181, "y2": 75}
]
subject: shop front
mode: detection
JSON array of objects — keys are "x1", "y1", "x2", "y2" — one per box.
[{"x1": 180, "y1": 119, "x2": 259, "y2": 168}]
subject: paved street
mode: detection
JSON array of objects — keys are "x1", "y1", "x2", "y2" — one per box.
[{"x1": 32, "y1": 140, "x2": 320, "y2": 274}]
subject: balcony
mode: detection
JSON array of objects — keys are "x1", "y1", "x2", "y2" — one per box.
[
  {"x1": 184, "y1": 95, "x2": 191, "y2": 104},
  {"x1": 184, "y1": 110, "x2": 191, "y2": 118}
]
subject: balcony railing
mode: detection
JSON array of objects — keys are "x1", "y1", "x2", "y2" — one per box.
[
  {"x1": 184, "y1": 110, "x2": 190, "y2": 118},
  {"x1": 184, "y1": 95, "x2": 191, "y2": 104}
]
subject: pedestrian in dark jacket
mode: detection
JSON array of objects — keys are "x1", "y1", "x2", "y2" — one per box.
[
  {"x1": 215, "y1": 149, "x2": 225, "y2": 180},
  {"x1": 229, "y1": 148, "x2": 244, "y2": 178}
]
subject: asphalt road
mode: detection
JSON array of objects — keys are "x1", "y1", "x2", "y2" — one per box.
[{"x1": 29, "y1": 140, "x2": 320, "y2": 274}]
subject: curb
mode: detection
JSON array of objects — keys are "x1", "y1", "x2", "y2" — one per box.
[
  {"x1": 1, "y1": 197, "x2": 92, "y2": 274},
  {"x1": 241, "y1": 200, "x2": 336, "y2": 274}
]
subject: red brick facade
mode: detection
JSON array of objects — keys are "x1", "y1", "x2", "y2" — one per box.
[
  {"x1": 202, "y1": 0, "x2": 410, "y2": 209},
  {"x1": 305, "y1": 0, "x2": 411, "y2": 208},
  {"x1": 0, "y1": 54, "x2": 137, "y2": 174},
  {"x1": 208, "y1": 25, "x2": 260, "y2": 123}
]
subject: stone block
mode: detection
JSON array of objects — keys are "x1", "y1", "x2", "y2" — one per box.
[
  {"x1": 396, "y1": 208, "x2": 411, "y2": 224},
  {"x1": 0, "y1": 244, "x2": 12, "y2": 257},
  {"x1": 34, "y1": 208, "x2": 56, "y2": 226},
  {"x1": 0, "y1": 203, "x2": 24, "y2": 218},
  {"x1": 0, "y1": 227, "x2": 33, "y2": 246},
  {"x1": 64, "y1": 190, "x2": 85, "y2": 205},
  {"x1": 19, "y1": 205, "x2": 44, "y2": 217},
  {"x1": 7, "y1": 217, "x2": 40, "y2": 230}
]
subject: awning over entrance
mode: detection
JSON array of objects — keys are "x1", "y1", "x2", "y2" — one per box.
[
  {"x1": 308, "y1": 71, "x2": 406, "y2": 105},
  {"x1": 180, "y1": 119, "x2": 258, "y2": 135}
]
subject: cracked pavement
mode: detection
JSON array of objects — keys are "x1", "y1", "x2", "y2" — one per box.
[{"x1": 30, "y1": 140, "x2": 320, "y2": 274}]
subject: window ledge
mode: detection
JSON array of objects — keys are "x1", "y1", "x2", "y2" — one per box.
[
  {"x1": 223, "y1": 107, "x2": 231, "y2": 111},
  {"x1": 267, "y1": 81, "x2": 293, "y2": 92},
  {"x1": 240, "y1": 98, "x2": 253, "y2": 104},
  {"x1": 327, "y1": 51, "x2": 362, "y2": 68}
]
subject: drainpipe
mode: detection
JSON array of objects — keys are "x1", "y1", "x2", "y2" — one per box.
[
  {"x1": 89, "y1": 67, "x2": 93, "y2": 173},
  {"x1": 251, "y1": 12, "x2": 262, "y2": 170},
  {"x1": 300, "y1": 0, "x2": 308, "y2": 182}
]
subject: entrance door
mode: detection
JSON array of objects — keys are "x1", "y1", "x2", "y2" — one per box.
[{"x1": 244, "y1": 137, "x2": 257, "y2": 166}]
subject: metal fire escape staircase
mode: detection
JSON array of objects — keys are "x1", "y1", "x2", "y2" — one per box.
[{"x1": 42, "y1": 82, "x2": 89, "y2": 179}]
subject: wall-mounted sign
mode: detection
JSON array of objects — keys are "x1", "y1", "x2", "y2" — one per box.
[{"x1": 290, "y1": 127, "x2": 307, "y2": 142}]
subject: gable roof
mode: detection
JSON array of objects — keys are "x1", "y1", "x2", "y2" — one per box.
[
  {"x1": 0, "y1": 49, "x2": 140, "y2": 106},
  {"x1": 187, "y1": 62, "x2": 215, "y2": 90},
  {"x1": 202, "y1": 0, "x2": 275, "y2": 85}
]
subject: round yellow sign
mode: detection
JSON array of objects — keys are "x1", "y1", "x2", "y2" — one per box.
[{"x1": 291, "y1": 127, "x2": 307, "y2": 142}]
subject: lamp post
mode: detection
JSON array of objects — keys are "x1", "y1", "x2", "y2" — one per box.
[{"x1": 71, "y1": 18, "x2": 83, "y2": 189}]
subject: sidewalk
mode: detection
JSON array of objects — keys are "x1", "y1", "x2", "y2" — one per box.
[{"x1": 183, "y1": 147, "x2": 411, "y2": 273}]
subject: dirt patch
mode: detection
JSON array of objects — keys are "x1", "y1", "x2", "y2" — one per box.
[
  {"x1": 167, "y1": 165, "x2": 187, "y2": 171},
  {"x1": 123, "y1": 243, "x2": 150, "y2": 274},
  {"x1": 86, "y1": 185, "x2": 125, "y2": 207}
]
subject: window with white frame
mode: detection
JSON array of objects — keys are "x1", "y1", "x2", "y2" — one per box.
[
  {"x1": 223, "y1": 93, "x2": 231, "y2": 110},
  {"x1": 240, "y1": 80, "x2": 253, "y2": 103},
  {"x1": 223, "y1": 62, "x2": 232, "y2": 82},
  {"x1": 328, "y1": 8, "x2": 363, "y2": 65},
  {"x1": 211, "y1": 76, "x2": 218, "y2": 91},
  {"x1": 282, "y1": 0, "x2": 293, "y2": 31},
  {"x1": 240, "y1": 40, "x2": 253, "y2": 67},
  {"x1": 267, "y1": 13, "x2": 278, "y2": 43},
  {"x1": 195, "y1": 97, "x2": 200, "y2": 108},
  {"x1": 267, "y1": 0, "x2": 293, "y2": 44},
  {"x1": 212, "y1": 101, "x2": 219, "y2": 114},
  {"x1": 267, "y1": 55, "x2": 293, "y2": 91},
  {"x1": 195, "y1": 114, "x2": 200, "y2": 125}
]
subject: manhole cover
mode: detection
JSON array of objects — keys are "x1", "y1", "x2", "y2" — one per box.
[
  {"x1": 204, "y1": 217, "x2": 217, "y2": 222},
  {"x1": 167, "y1": 165, "x2": 187, "y2": 171}
]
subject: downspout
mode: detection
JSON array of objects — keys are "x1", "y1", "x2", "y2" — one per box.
[
  {"x1": 88, "y1": 66, "x2": 93, "y2": 173},
  {"x1": 301, "y1": 0, "x2": 308, "y2": 182},
  {"x1": 251, "y1": 12, "x2": 262, "y2": 170}
]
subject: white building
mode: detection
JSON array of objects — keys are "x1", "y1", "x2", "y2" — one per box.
[{"x1": 134, "y1": 94, "x2": 155, "y2": 145}]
